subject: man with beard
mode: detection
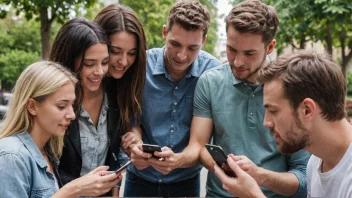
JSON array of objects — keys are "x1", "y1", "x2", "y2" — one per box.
[
  {"x1": 215, "y1": 50, "x2": 352, "y2": 197},
  {"x1": 181, "y1": 0, "x2": 311, "y2": 197}
]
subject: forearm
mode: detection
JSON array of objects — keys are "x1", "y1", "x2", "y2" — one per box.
[
  {"x1": 255, "y1": 168, "x2": 299, "y2": 196},
  {"x1": 53, "y1": 183, "x2": 80, "y2": 198},
  {"x1": 200, "y1": 147, "x2": 216, "y2": 172},
  {"x1": 178, "y1": 142, "x2": 203, "y2": 168}
]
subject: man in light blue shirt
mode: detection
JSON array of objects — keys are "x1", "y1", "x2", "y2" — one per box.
[
  {"x1": 185, "y1": 0, "x2": 310, "y2": 197},
  {"x1": 124, "y1": 1, "x2": 221, "y2": 197}
]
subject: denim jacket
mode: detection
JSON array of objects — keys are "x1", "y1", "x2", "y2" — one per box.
[{"x1": 0, "y1": 132, "x2": 61, "y2": 198}]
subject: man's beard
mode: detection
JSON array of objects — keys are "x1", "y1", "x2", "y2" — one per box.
[{"x1": 279, "y1": 112, "x2": 310, "y2": 154}]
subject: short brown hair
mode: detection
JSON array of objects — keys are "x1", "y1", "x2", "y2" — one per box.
[
  {"x1": 166, "y1": 0, "x2": 210, "y2": 37},
  {"x1": 226, "y1": 0, "x2": 279, "y2": 45},
  {"x1": 257, "y1": 50, "x2": 346, "y2": 121}
]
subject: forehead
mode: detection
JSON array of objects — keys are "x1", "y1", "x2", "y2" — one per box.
[
  {"x1": 226, "y1": 26, "x2": 264, "y2": 51},
  {"x1": 47, "y1": 82, "x2": 76, "y2": 101},
  {"x1": 84, "y1": 43, "x2": 108, "y2": 57},
  {"x1": 109, "y1": 31, "x2": 137, "y2": 48},
  {"x1": 166, "y1": 24, "x2": 204, "y2": 46},
  {"x1": 263, "y1": 78, "x2": 287, "y2": 107}
]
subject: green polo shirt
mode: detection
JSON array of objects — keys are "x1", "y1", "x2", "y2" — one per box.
[{"x1": 194, "y1": 63, "x2": 310, "y2": 197}]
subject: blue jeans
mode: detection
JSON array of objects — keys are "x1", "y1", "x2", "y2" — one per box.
[{"x1": 123, "y1": 171, "x2": 200, "y2": 197}]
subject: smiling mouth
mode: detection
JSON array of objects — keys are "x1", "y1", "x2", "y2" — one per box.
[{"x1": 112, "y1": 66, "x2": 125, "y2": 71}]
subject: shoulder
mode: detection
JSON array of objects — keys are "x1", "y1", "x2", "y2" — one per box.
[
  {"x1": 199, "y1": 63, "x2": 229, "y2": 82},
  {"x1": 147, "y1": 48, "x2": 163, "y2": 60},
  {"x1": 197, "y1": 50, "x2": 221, "y2": 67},
  {"x1": 0, "y1": 136, "x2": 31, "y2": 169}
]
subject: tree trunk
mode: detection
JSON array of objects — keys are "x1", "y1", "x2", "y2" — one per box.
[
  {"x1": 326, "y1": 21, "x2": 333, "y2": 55},
  {"x1": 299, "y1": 32, "x2": 306, "y2": 49},
  {"x1": 40, "y1": 7, "x2": 51, "y2": 60},
  {"x1": 340, "y1": 30, "x2": 352, "y2": 78}
]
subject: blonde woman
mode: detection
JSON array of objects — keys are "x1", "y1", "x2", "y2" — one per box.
[{"x1": 0, "y1": 61, "x2": 121, "y2": 197}]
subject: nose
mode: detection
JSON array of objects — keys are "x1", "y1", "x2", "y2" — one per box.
[
  {"x1": 234, "y1": 54, "x2": 244, "y2": 67},
  {"x1": 66, "y1": 105, "x2": 76, "y2": 120},
  {"x1": 94, "y1": 64, "x2": 105, "y2": 76},
  {"x1": 263, "y1": 111, "x2": 274, "y2": 129},
  {"x1": 176, "y1": 48, "x2": 187, "y2": 61},
  {"x1": 119, "y1": 54, "x2": 128, "y2": 66}
]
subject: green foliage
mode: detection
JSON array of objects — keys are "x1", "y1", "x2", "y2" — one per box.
[
  {"x1": 0, "y1": 0, "x2": 98, "y2": 23},
  {"x1": 347, "y1": 72, "x2": 352, "y2": 94},
  {"x1": 231, "y1": 0, "x2": 352, "y2": 76},
  {"x1": 0, "y1": 49, "x2": 39, "y2": 86},
  {"x1": 119, "y1": 0, "x2": 219, "y2": 54}
]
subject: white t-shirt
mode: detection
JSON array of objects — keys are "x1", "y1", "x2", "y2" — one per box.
[{"x1": 307, "y1": 143, "x2": 352, "y2": 197}]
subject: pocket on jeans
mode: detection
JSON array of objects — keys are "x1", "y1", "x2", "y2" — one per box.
[{"x1": 126, "y1": 171, "x2": 141, "y2": 183}]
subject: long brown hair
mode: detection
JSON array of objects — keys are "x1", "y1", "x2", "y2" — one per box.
[{"x1": 95, "y1": 4, "x2": 146, "y2": 131}]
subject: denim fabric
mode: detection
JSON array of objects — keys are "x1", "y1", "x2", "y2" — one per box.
[
  {"x1": 194, "y1": 63, "x2": 310, "y2": 197},
  {"x1": 128, "y1": 47, "x2": 221, "y2": 185},
  {"x1": 0, "y1": 132, "x2": 58, "y2": 198},
  {"x1": 124, "y1": 171, "x2": 200, "y2": 197}
]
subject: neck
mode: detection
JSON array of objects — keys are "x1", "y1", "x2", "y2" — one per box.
[
  {"x1": 84, "y1": 87, "x2": 104, "y2": 100},
  {"x1": 29, "y1": 128, "x2": 50, "y2": 154},
  {"x1": 307, "y1": 118, "x2": 352, "y2": 171}
]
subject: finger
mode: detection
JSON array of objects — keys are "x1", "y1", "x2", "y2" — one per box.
[
  {"x1": 228, "y1": 154, "x2": 242, "y2": 161},
  {"x1": 227, "y1": 157, "x2": 246, "y2": 177},
  {"x1": 154, "y1": 149, "x2": 173, "y2": 158},
  {"x1": 214, "y1": 164, "x2": 228, "y2": 181},
  {"x1": 148, "y1": 158, "x2": 170, "y2": 167},
  {"x1": 100, "y1": 171, "x2": 119, "y2": 182},
  {"x1": 90, "y1": 166, "x2": 109, "y2": 175},
  {"x1": 132, "y1": 145, "x2": 152, "y2": 158}
]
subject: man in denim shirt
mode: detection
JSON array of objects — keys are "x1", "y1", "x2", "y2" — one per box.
[
  {"x1": 124, "y1": 1, "x2": 221, "y2": 197},
  {"x1": 184, "y1": 1, "x2": 310, "y2": 197}
]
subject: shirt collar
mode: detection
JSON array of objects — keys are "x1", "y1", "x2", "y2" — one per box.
[
  {"x1": 152, "y1": 46, "x2": 200, "y2": 78},
  {"x1": 16, "y1": 132, "x2": 47, "y2": 168}
]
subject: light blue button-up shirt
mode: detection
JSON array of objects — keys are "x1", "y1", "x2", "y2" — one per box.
[
  {"x1": 0, "y1": 132, "x2": 59, "y2": 197},
  {"x1": 128, "y1": 47, "x2": 221, "y2": 183}
]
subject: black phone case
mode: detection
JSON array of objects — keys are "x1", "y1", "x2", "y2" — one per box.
[
  {"x1": 205, "y1": 144, "x2": 227, "y2": 167},
  {"x1": 142, "y1": 144, "x2": 162, "y2": 158}
]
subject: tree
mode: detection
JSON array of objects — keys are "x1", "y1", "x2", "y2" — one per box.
[
  {"x1": 231, "y1": 0, "x2": 352, "y2": 76},
  {"x1": 0, "y1": 0, "x2": 98, "y2": 60},
  {"x1": 119, "y1": 0, "x2": 219, "y2": 55}
]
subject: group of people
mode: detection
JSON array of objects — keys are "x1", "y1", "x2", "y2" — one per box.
[{"x1": 0, "y1": 0, "x2": 351, "y2": 197}]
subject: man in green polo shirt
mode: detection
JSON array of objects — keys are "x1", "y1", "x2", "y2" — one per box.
[{"x1": 183, "y1": 0, "x2": 311, "y2": 197}]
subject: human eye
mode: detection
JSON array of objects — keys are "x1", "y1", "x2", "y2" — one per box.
[
  {"x1": 170, "y1": 41, "x2": 180, "y2": 47},
  {"x1": 84, "y1": 62, "x2": 94, "y2": 67},
  {"x1": 128, "y1": 51, "x2": 136, "y2": 56},
  {"x1": 109, "y1": 48, "x2": 120, "y2": 55},
  {"x1": 57, "y1": 105, "x2": 65, "y2": 110},
  {"x1": 245, "y1": 52, "x2": 255, "y2": 57}
]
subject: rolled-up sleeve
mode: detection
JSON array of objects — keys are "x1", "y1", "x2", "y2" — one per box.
[
  {"x1": 287, "y1": 150, "x2": 311, "y2": 198},
  {"x1": 0, "y1": 152, "x2": 30, "y2": 198}
]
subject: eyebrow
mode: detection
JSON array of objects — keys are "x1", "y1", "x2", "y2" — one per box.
[
  {"x1": 227, "y1": 44, "x2": 258, "y2": 53},
  {"x1": 110, "y1": 45, "x2": 137, "y2": 51},
  {"x1": 170, "y1": 39, "x2": 200, "y2": 48},
  {"x1": 84, "y1": 56, "x2": 109, "y2": 62},
  {"x1": 263, "y1": 104, "x2": 278, "y2": 108}
]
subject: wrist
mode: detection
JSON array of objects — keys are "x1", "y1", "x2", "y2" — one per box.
[
  {"x1": 59, "y1": 182, "x2": 80, "y2": 198},
  {"x1": 254, "y1": 167, "x2": 267, "y2": 186}
]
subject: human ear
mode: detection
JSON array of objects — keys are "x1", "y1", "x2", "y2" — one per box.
[
  {"x1": 26, "y1": 98, "x2": 37, "y2": 116},
  {"x1": 301, "y1": 98, "x2": 316, "y2": 119},
  {"x1": 162, "y1": 25, "x2": 167, "y2": 40},
  {"x1": 266, "y1": 39, "x2": 276, "y2": 55}
]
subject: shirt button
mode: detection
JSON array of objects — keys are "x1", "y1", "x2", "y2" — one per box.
[
  {"x1": 175, "y1": 86, "x2": 178, "y2": 90},
  {"x1": 171, "y1": 125, "x2": 174, "y2": 127},
  {"x1": 159, "y1": 179, "x2": 162, "y2": 183},
  {"x1": 252, "y1": 95, "x2": 255, "y2": 97},
  {"x1": 173, "y1": 109, "x2": 176, "y2": 113},
  {"x1": 250, "y1": 112, "x2": 253, "y2": 116},
  {"x1": 174, "y1": 102, "x2": 177, "y2": 105},
  {"x1": 171, "y1": 130, "x2": 174, "y2": 133}
]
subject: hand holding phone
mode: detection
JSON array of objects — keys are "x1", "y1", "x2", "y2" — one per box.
[
  {"x1": 142, "y1": 144, "x2": 162, "y2": 159},
  {"x1": 205, "y1": 144, "x2": 236, "y2": 177}
]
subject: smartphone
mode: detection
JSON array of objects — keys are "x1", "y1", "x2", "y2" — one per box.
[
  {"x1": 205, "y1": 144, "x2": 236, "y2": 177},
  {"x1": 115, "y1": 160, "x2": 131, "y2": 174},
  {"x1": 142, "y1": 143, "x2": 162, "y2": 158}
]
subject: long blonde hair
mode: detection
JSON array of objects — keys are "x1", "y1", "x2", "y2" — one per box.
[{"x1": 0, "y1": 61, "x2": 77, "y2": 160}]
